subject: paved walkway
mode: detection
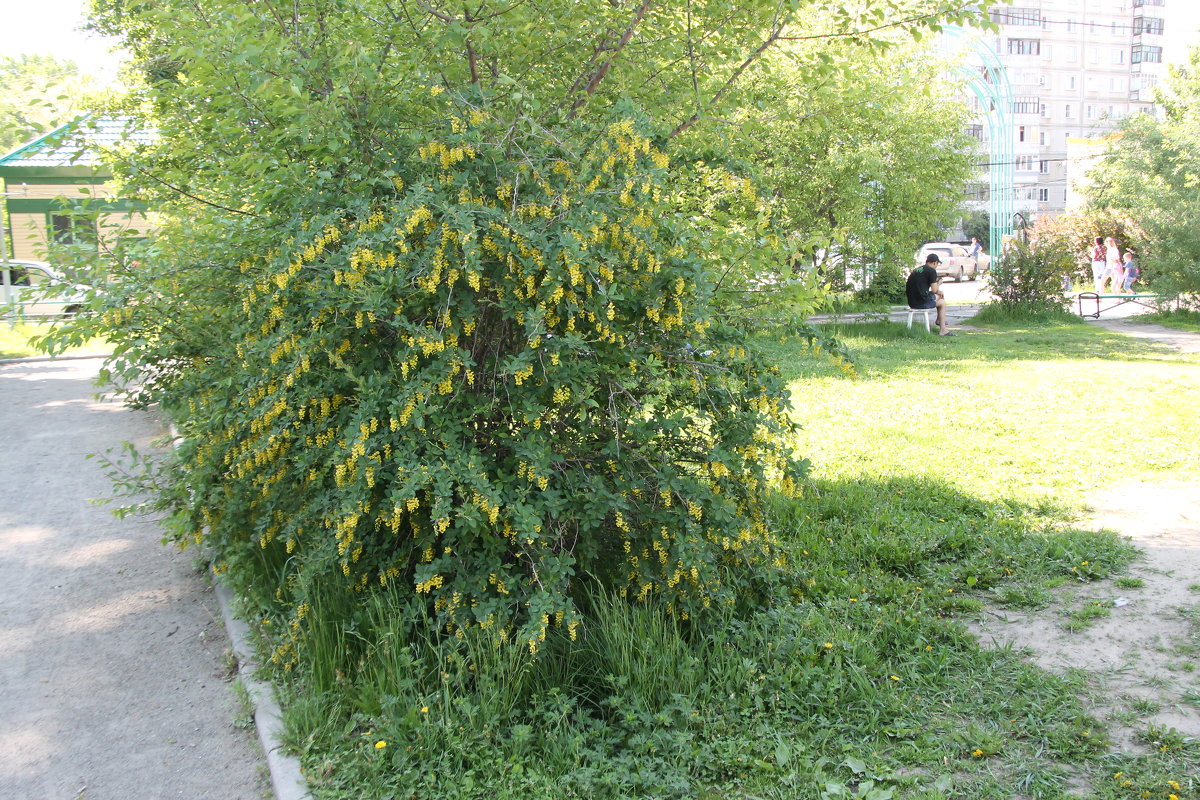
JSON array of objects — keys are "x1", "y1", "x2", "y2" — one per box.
[{"x1": 0, "y1": 358, "x2": 266, "y2": 800}]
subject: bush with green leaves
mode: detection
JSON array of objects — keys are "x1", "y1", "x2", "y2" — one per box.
[
  {"x1": 855, "y1": 261, "x2": 907, "y2": 306},
  {"x1": 987, "y1": 237, "x2": 1073, "y2": 314},
  {"x1": 150, "y1": 107, "x2": 808, "y2": 658}
]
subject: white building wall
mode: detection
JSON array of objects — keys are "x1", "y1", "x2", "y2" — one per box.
[{"x1": 962, "y1": 0, "x2": 1169, "y2": 220}]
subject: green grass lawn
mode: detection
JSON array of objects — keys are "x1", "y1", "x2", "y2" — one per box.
[
  {"x1": 0, "y1": 321, "x2": 110, "y2": 359},
  {"x1": 251, "y1": 316, "x2": 1199, "y2": 800},
  {"x1": 1134, "y1": 309, "x2": 1200, "y2": 333},
  {"x1": 771, "y1": 318, "x2": 1200, "y2": 507}
]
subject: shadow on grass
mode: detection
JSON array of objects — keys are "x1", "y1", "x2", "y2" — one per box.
[
  {"x1": 765, "y1": 315, "x2": 1186, "y2": 383},
  {"x1": 778, "y1": 473, "x2": 1136, "y2": 614}
]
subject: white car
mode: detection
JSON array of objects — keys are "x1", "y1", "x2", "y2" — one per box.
[
  {"x1": 915, "y1": 242, "x2": 980, "y2": 282},
  {"x1": 1, "y1": 259, "x2": 89, "y2": 317}
]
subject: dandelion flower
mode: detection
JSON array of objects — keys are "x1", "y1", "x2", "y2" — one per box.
[{"x1": 375, "y1": 740, "x2": 387, "y2": 749}]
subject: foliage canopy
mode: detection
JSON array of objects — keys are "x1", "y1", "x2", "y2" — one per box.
[
  {"x1": 65, "y1": 0, "x2": 989, "y2": 649},
  {"x1": 0, "y1": 55, "x2": 94, "y2": 153},
  {"x1": 1085, "y1": 46, "x2": 1200, "y2": 302}
]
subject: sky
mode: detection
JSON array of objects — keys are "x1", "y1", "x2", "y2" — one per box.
[
  {"x1": 1164, "y1": 1, "x2": 1200, "y2": 69},
  {"x1": 5, "y1": 0, "x2": 1200, "y2": 83},
  {"x1": 4, "y1": 0, "x2": 126, "y2": 82}
]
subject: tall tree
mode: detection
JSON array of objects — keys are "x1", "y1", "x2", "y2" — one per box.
[
  {"x1": 1084, "y1": 46, "x2": 1200, "y2": 300},
  {"x1": 72, "y1": 0, "x2": 990, "y2": 648}
]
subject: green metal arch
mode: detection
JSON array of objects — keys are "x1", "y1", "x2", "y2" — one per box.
[{"x1": 942, "y1": 26, "x2": 1015, "y2": 261}]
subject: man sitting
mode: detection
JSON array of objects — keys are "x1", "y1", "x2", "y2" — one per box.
[{"x1": 906, "y1": 254, "x2": 952, "y2": 336}]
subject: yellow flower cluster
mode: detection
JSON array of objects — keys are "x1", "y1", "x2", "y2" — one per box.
[{"x1": 416, "y1": 140, "x2": 477, "y2": 171}]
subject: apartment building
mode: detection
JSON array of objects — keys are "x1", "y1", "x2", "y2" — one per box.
[{"x1": 963, "y1": 0, "x2": 1170, "y2": 221}]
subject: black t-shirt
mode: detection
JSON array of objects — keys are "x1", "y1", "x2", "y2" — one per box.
[{"x1": 905, "y1": 264, "x2": 938, "y2": 308}]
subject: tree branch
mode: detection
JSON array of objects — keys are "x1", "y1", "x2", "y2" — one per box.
[
  {"x1": 569, "y1": 0, "x2": 654, "y2": 115},
  {"x1": 668, "y1": 8, "x2": 942, "y2": 139},
  {"x1": 129, "y1": 164, "x2": 259, "y2": 217}
]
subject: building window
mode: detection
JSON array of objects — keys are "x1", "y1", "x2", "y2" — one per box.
[
  {"x1": 1065, "y1": 104, "x2": 1074, "y2": 119},
  {"x1": 1066, "y1": 19, "x2": 1077, "y2": 32},
  {"x1": 1016, "y1": 155, "x2": 1035, "y2": 171},
  {"x1": 1039, "y1": 160, "x2": 1050, "y2": 174},
  {"x1": 1086, "y1": 76, "x2": 1097, "y2": 92},
  {"x1": 1132, "y1": 44, "x2": 1163, "y2": 63},
  {"x1": 1087, "y1": 104, "x2": 1097, "y2": 119},
  {"x1": 49, "y1": 213, "x2": 97, "y2": 245},
  {"x1": 1018, "y1": 125, "x2": 1027, "y2": 142},
  {"x1": 1134, "y1": 16, "x2": 1164, "y2": 35},
  {"x1": 1066, "y1": 46, "x2": 1079, "y2": 62},
  {"x1": 1112, "y1": 48, "x2": 1126, "y2": 64},
  {"x1": 1008, "y1": 38, "x2": 1041, "y2": 55},
  {"x1": 1039, "y1": 131, "x2": 1047, "y2": 145},
  {"x1": 1132, "y1": 74, "x2": 1158, "y2": 92},
  {"x1": 1133, "y1": 0, "x2": 1164, "y2": 7},
  {"x1": 1038, "y1": 188, "x2": 1050, "y2": 202},
  {"x1": 1013, "y1": 96, "x2": 1041, "y2": 114},
  {"x1": 1088, "y1": 47, "x2": 1100, "y2": 63},
  {"x1": 967, "y1": 124, "x2": 984, "y2": 141},
  {"x1": 993, "y1": 6, "x2": 1042, "y2": 25},
  {"x1": 1111, "y1": 77, "x2": 1125, "y2": 91},
  {"x1": 1069, "y1": 75, "x2": 1077, "y2": 90}
]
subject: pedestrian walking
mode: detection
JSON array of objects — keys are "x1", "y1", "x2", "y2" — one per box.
[
  {"x1": 1090, "y1": 236, "x2": 1107, "y2": 292},
  {"x1": 1105, "y1": 236, "x2": 1123, "y2": 291}
]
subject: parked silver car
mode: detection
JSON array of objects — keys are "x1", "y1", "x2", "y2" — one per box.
[
  {"x1": 1, "y1": 259, "x2": 89, "y2": 317},
  {"x1": 915, "y1": 242, "x2": 979, "y2": 282}
]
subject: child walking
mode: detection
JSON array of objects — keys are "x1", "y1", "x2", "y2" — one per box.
[{"x1": 1122, "y1": 251, "x2": 1140, "y2": 293}]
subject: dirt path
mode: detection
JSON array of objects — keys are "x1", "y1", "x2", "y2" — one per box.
[
  {"x1": 972, "y1": 481, "x2": 1200, "y2": 750},
  {"x1": 0, "y1": 358, "x2": 268, "y2": 800},
  {"x1": 971, "y1": 317, "x2": 1200, "y2": 755}
]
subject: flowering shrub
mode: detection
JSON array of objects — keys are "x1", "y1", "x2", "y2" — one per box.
[
  {"x1": 162, "y1": 109, "x2": 806, "y2": 658},
  {"x1": 987, "y1": 237, "x2": 1073, "y2": 314}
]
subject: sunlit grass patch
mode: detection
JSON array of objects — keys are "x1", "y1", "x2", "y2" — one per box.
[
  {"x1": 0, "y1": 321, "x2": 109, "y2": 359},
  {"x1": 772, "y1": 317, "x2": 1200, "y2": 507}
]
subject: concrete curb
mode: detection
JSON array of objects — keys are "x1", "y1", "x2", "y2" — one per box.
[
  {"x1": 212, "y1": 579, "x2": 312, "y2": 800},
  {"x1": 0, "y1": 352, "x2": 114, "y2": 365}
]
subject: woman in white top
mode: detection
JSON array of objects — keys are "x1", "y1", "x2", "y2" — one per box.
[
  {"x1": 1090, "y1": 236, "x2": 1106, "y2": 291},
  {"x1": 1104, "y1": 236, "x2": 1123, "y2": 291}
]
